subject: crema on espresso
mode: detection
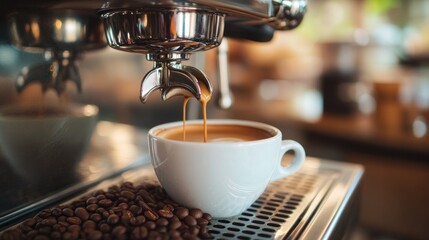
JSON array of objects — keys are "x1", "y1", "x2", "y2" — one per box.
[{"x1": 156, "y1": 124, "x2": 273, "y2": 143}]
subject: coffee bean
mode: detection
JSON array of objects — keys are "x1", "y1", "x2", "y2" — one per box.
[
  {"x1": 138, "y1": 201, "x2": 151, "y2": 211},
  {"x1": 87, "y1": 230, "x2": 103, "y2": 240},
  {"x1": 82, "y1": 220, "x2": 96, "y2": 230},
  {"x1": 121, "y1": 190, "x2": 135, "y2": 200},
  {"x1": 98, "y1": 199, "x2": 113, "y2": 208},
  {"x1": 184, "y1": 215, "x2": 197, "y2": 226},
  {"x1": 67, "y1": 224, "x2": 81, "y2": 232},
  {"x1": 40, "y1": 217, "x2": 56, "y2": 226},
  {"x1": 157, "y1": 226, "x2": 167, "y2": 233},
  {"x1": 96, "y1": 194, "x2": 106, "y2": 201},
  {"x1": 89, "y1": 213, "x2": 102, "y2": 222},
  {"x1": 129, "y1": 205, "x2": 142, "y2": 215},
  {"x1": 158, "y1": 209, "x2": 173, "y2": 218},
  {"x1": 57, "y1": 216, "x2": 66, "y2": 222},
  {"x1": 86, "y1": 204, "x2": 98, "y2": 212},
  {"x1": 131, "y1": 226, "x2": 148, "y2": 239},
  {"x1": 62, "y1": 232, "x2": 72, "y2": 240},
  {"x1": 144, "y1": 210, "x2": 158, "y2": 221},
  {"x1": 51, "y1": 208, "x2": 62, "y2": 217},
  {"x1": 66, "y1": 217, "x2": 81, "y2": 225},
  {"x1": 98, "y1": 209, "x2": 110, "y2": 219},
  {"x1": 37, "y1": 209, "x2": 51, "y2": 219},
  {"x1": 189, "y1": 226, "x2": 200, "y2": 235},
  {"x1": 117, "y1": 203, "x2": 126, "y2": 210},
  {"x1": 50, "y1": 231, "x2": 61, "y2": 239},
  {"x1": 175, "y1": 207, "x2": 189, "y2": 219},
  {"x1": 200, "y1": 232, "x2": 214, "y2": 239},
  {"x1": 156, "y1": 218, "x2": 169, "y2": 227},
  {"x1": 121, "y1": 210, "x2": 133, "y2": 226},
  {"x1": 27, "y1": 230, "x2": 38, "y2": 238},
  {"x1": 112, "y1": 226, "x2": 126, "y2": 236},
  {"x1": 86, "y1": 197, "x2": 98, "y2": 205},
  {"x1": 62, "y1": 208, "x2": 74, "y2": 217},
  {"x1": 163, "y1": 204, "x2": 174, "y2": 212},
  {"x1": 202, "y1": 213, "x2": 212, "y2": 221},
  {"x1": 3, "y1": 182, "x2": 213, "y2": 240},
  {"x1": 107, "y1": 214, "x2": 119, "y2": 225},
  {"x1": 34, "y1": 235, "x2": 50, "y2": 240},
  {"x1": 197, "y1": 218, "x2": 209, "y2": 226},
  {"x1": 105, "y1": 193, "x2": 116, "y2": 200},
  {"x1": 144, "y1": 221, "x2": 156, "y2": 230},
  {"x1": 168, "y1": 230, "x2": 180, "y2": 238},
  {"x1": 75, "y1": 207, "x2": 89, "y2": 221},
  {"x1": 190, "y1": 209, "x2": 203, "y2": 219},
  {"x1": 168, "y1": 220, "x2": 181, "y2": 230}
]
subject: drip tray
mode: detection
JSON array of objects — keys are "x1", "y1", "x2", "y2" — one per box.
[
  {"x1": 79, "y1": 157, "x2": 362, "y2": 239},
  {"x1": 3, "y1": 157, "x2": 363, "y2": 239}
]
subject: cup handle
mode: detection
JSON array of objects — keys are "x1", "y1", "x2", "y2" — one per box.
[{"x1": 270, "y1": 140, "x2": 306, "y2": 181}]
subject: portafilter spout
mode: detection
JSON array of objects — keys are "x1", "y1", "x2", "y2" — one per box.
[{"x1": 140, "y1": 53, "x2": 213, "y2": 102}]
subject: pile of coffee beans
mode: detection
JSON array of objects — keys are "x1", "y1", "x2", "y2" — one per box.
[{"x1": 1, "y1": 182, "x2": 213, "y2": 240}]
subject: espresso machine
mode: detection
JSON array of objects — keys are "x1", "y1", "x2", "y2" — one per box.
[
  {"x1": 0, "y1": 1, "x2": 364, "y2": 239},
  {"x1": 2, "y1": 0, "x2": 306, "y2": 106}
]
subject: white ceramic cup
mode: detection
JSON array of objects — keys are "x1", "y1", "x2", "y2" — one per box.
[
  {"x1": 0, "y1": 103, "x2": 98, "y2": 182},
  {"x1": 148, "y1": 119, "x2": 305, "y2": 218}
]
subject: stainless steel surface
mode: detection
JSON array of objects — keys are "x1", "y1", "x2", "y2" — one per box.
[
  {"x1": 8, "y1": 10, "x2": 106, "y2": 94},
  {"x1": 8, "y1": 10, "x2": 105, "y2": 51},
  {"x1": 101, "y1": 0, "x2": 307, "y2": 30},
  {"x1": 101, "y1": 9, "x2": 224, "y2": 54},
  {"x1": 216, "y1": 38, "x2": 233, "y2": 109}
]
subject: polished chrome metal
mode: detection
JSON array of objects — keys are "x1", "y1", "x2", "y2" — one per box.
[
  {"x1": 216, "y1": 38, "x2": 233, "y2": 109},
  {"x1": 272, "y1": 0, "x2": 307, "y2": 30},
  {"x1": 101, "y1": 0, "x2": 307, "y2": 29},
  {"x1": 8, "y1": 10, "x2": 105, "y2": 52},
  {"x1": 16, "y1": 50, "x2": 82, "y2": 94},
  {"x1": 8, "y1": 10, "x2": 106, "y2": 94},
  {"x1": 101, "y1": 8, "x2": 221, "y2": 101},
  {"x1": 99, "y1": 0, "x2": 306, "y2": 103},
  {"x1": 140, "y1": 61, "x2": 213, "y2": 102},
  {"x1": 100, "y1": 9, "x2": 224, "y2": 54}
]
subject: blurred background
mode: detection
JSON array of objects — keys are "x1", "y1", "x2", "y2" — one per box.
[{"x1": 1, "y1": 0, "x2": 429, "y2": 239}]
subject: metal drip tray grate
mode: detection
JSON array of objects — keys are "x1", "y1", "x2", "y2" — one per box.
[{"x1": 207, "y1": 168, "x2": 336, "y2": 239}]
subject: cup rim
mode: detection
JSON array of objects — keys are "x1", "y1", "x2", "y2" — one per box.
[
  {"x1": 0, "y1": 103, "x2": 99, "y2": 121},
  {"x1": 148, "y1": 119, "x2": 281, "y2": 145}
]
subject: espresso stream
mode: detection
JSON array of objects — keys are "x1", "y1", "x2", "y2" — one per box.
[{"x1": 182, "y1": 80, "x2": 211, "y2": 142}]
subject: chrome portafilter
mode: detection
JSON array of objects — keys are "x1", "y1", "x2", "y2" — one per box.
[
  {"x1": 100, "y1": 6, "x2": 224, "y2": 101},
  {"x1": 8, "y1": 9, "x2": 106, "y2": 94}
]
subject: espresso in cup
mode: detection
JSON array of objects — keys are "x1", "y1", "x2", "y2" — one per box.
[
  {"x1": 155, "y1": 124, "x2": 274, "y2": 142},
  {"x1": 148, "y1": 119, "x2": 306, "y2": 218}
]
